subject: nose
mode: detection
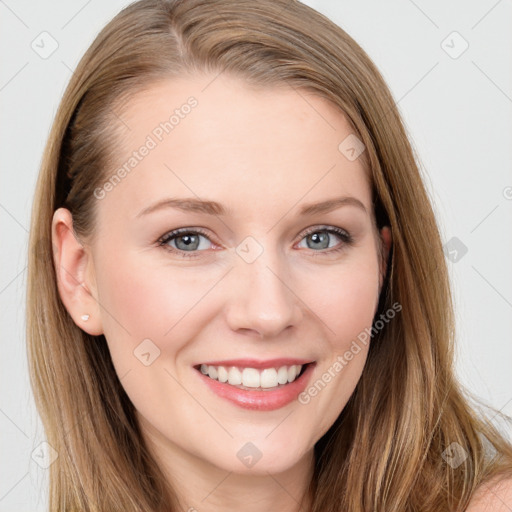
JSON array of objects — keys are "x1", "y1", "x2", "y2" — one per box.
[{"x1": 224, "y1": 249, "x2": 303, "y2": 338}]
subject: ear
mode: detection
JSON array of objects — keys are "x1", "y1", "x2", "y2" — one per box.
[
  {"x1": 378, "y1": 226, "x2": 392, "y2": 291},
  {"x1": 51, "y1": 207, "x2": 103, "y2": 335}
]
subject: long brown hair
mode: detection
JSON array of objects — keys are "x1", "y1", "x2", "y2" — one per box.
[{"x1": 26, "y1": 0, "x2": 512, "y2": 510}]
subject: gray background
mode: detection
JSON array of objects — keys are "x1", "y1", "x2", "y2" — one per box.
[{"x1": 1, "y1": 0, "x2": 511, "y2": 509}]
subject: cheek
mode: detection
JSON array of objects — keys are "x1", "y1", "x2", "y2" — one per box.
[
  {"x1": 93, "y1": 253, "x2": 221, "y2": 418},
  {"x1": 330, "y1": 274, "x2": 378, "y2": 345},
  {"x1": 93, "y1": 250, "x2": 224, "y2": 365},
  {"x1": 302, "y1": 255, "x2": 380, "y2": 347},
  {"x1": 95, "y1": 243, "x2": 380, "y2": 362},
  {"x1": 294, "y1": 254, "x2": 379, "y2": 436}
]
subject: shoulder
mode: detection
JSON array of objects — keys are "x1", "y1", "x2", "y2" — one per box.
[{"x1": 465, "y1": 475, "x2": 512, "y2": 511}]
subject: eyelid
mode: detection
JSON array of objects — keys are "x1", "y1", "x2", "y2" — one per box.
[
  {"x1": 298, "y1": 224, "x2": 351, "y2": 241},
  {"x1": 157, "y1": 227, "x2": 216, "y2": 249},
  {"x1": 157, "y1": 224, "x2": 353, "y2": 257},
  {"x1": 295, "y1": 225, "x2": 353, "y2": 254}
]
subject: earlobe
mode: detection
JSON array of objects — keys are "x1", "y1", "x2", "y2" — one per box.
[{"x1": 51, "y1": 208, "x2": 103, "y2": 336}]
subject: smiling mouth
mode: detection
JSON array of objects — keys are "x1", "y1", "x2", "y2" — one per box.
[{"x1": 193, "y1": 362, "x2": 313, "y2": 391}]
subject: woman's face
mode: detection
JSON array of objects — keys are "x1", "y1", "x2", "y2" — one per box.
[{"x1": 65, "y1": 74, "x2": 391, "y2": 476}]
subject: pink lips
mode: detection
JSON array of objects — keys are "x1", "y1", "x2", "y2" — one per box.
[{"x1": 194, "y1": 360, "x2": 316, "y2": 411}]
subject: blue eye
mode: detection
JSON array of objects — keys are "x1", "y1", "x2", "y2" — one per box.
[
  {"x1": 297, "y1": 226, "x2": 354, "y2": 256},
  {"x1": 157, "y1": 226, "x2": 353, "y2": 259},
  {"x1": 158, "y1": 228, "x2": 212, "y2": 258}
]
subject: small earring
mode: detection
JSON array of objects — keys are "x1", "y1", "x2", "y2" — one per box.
[{"x1": 81, "y1": 314, "x2": 90, "y2": 321}]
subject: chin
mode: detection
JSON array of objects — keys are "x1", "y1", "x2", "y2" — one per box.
[{"x1": 207, "y1": 435, "x2": 311, "y2": 475}]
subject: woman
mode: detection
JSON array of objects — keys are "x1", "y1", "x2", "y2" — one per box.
[{"x1": 26, "y1": 0, "x2": 512, "y2": 510}]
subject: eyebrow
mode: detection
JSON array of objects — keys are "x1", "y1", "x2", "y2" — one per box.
[{"x1": 136, "y1": 195, "x2": 367, "y2": 218}]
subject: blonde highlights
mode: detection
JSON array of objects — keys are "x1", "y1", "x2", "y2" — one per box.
[{"x1": 26, "y1": 1, "x2": 512, "y2": 510}]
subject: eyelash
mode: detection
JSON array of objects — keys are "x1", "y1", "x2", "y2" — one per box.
[{"x1": 157, "y1": 226, "x2": 354, "y2": 259}]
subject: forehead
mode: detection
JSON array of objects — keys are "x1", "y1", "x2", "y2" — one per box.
[{"x1": 101, "y1": 73, "x2": 372, "y2": 222}]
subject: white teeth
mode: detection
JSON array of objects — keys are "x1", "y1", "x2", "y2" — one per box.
[
  {"x1": 208, "y1": 365, "x2": 218, "y2": 380},
  {"x1": 242, "y1": 368, "x2": 260, "y2": 388},
  {"x1": 217, "y1": 366, "x2": 228, "y2": 383},
  {"x1": 277, "y1": 366, "x2": 289, "y2": 384},
  {"x1": 260, "y1": 368, "x2": 278, "y2": 388},
  {"x1": 199, "y1": 364, "x2": 304, "y2": 388},
  {"x1": 227, "y1": 367, "x2": 242, "y2": 385}
]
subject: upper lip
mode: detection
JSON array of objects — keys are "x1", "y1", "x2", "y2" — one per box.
[{"x1": 194, "y1": 358, "x2": 315, "y2": 370}]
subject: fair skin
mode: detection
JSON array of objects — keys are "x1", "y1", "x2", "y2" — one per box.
[
  {"x1": 51, "y1": 73, "x2": 511, "y2": 511},
  {"x1": 466, "y1": 475, "x2": 512, "y2": 511}
]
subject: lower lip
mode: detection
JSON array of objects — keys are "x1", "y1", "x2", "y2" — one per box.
[{"x1": 195, "y1": 363, "x2": 316, "y2": 411}]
